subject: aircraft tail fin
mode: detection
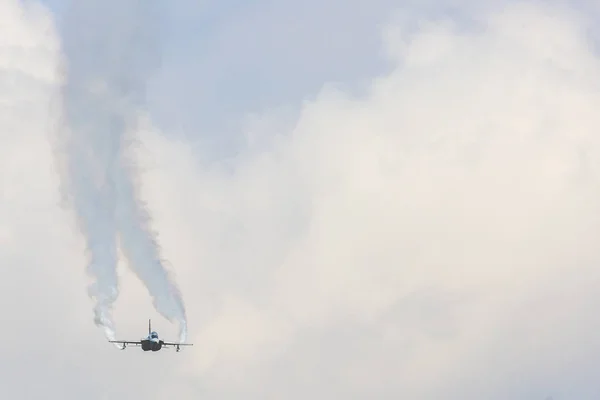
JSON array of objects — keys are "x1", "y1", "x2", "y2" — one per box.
[{"x1": 148, "y1": 319, "x2": 151, "y2": 335}]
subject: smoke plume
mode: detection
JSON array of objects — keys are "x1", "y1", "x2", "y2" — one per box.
[{"x1": 55, "y1": 0, "x2": 187, "y2": 343}]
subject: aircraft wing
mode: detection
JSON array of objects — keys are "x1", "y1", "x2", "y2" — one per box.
[
  {"x1": 109, "y1": 340, "x2": 142, "y2": 347},
  {"x1": 109, "y1": 340, "x2": 142, "y2": 344},
  {"x1": 161, "y1": 341, "x2": 193, "y2": 349},
  {"x1": 162, "y1": 341, "x2": 193, "y2": 346}
]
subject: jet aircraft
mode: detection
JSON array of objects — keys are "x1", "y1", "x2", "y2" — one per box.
[{"x1": 109, "y1": 319, "x2": 193, "y2": 352}]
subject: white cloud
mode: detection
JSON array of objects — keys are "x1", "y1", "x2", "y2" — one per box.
[
  {"x1": 4, "y1": 0, "x2": 600, "y2": 398},
  {"x1": 0, "y1": 0, "x2": 90, "y2": 394},
  {"x1": 135, "y1": 2, "x2": 600, "y2": 398}
]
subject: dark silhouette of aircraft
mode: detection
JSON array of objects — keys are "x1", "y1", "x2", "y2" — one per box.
[{"x1": 109, "y1": 319, "x2": 193, "y2": 352}]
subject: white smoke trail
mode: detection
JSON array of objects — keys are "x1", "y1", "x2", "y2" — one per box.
[
  {"x1": 116, "y1": 154, "x2": 188, "y2": 342},
  {"x1": 56, "y1": 0, "x2": 188, "y2": 343},
  {"x1": 57, "y1": 80, "x2": 124, "y2": 342}
]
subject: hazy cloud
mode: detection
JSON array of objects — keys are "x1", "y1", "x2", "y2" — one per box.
[
  {"x1": 138, "y1": 1, "x2": 600, "y2": 399},
  {"x1": 3, "y1": 0, "x2": 600, "y2": 399}
]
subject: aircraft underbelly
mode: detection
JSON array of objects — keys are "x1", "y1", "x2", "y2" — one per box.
[{"x1": 141, "y1": 340, "x2": 162, "y2": 351}]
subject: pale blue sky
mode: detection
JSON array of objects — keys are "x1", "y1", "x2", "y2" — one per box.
[
  {"x1": 40, "y1": 0, "x2": 600, "y2": 161},
  {"x1": 40, "y1": 0, "x2": 432, "y2": 156}
]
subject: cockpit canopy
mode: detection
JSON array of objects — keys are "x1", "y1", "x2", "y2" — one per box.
[{"x1": 150, "y1": 331, "x2": 159, "y2": 339}]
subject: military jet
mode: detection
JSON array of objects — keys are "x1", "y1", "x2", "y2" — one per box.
[{"x1": 109, "y1": 319, "x2": 193, "y2": 352}]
